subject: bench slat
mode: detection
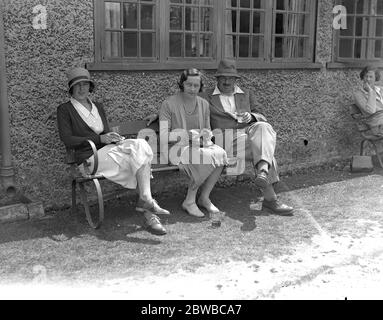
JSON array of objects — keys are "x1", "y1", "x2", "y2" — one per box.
[
  {"x1": 110, "y1": 120, "x2": 159, "y2": 136},
  {"x1": 152, "y1": 165, "x2": 179, "y2": 172}
]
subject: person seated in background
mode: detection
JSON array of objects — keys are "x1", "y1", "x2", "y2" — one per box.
[
  {"x1": 353, "y1": 65, "x2": 383, "y2": 136},
  {"x1": 57, "y1": 67, "x2": 170, "y2": 235},
  {"x1": 159, "y1": 68, "x2": 228, "y2": 218}
]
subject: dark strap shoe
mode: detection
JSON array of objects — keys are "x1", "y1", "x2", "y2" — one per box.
[
  {"x1": 254, "y1": 169, "x2": 269, "y2": 190},
  {"x1": 136, "y1": 198, "x2": 170, "y2": 215},
  {"x1": 262, "y1": 199, "x2": 294, "y2": 216},
  {"x1": 144, "y1": 214, "x2": 167, "y2": 235}
]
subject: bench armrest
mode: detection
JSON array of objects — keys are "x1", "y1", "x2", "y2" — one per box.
[
  {"x1": 349, "y1": 104, "x2": 370, "y2": 132},
  {"x1": 65, "y1": 140, "x2": 99, "y2": 176},
  {"x1": 83, "y1": 139, "x2": 99, "y2": 176}
]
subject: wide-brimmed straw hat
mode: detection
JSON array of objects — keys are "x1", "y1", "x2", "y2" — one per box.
[
  {"x1": 67, "y1": 67, "x2": 95, "y2": 90},
  {"x1": 215, "y1": 59, "x2": 241, "y2": 78}
]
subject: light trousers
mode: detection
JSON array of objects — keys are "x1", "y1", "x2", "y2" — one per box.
[{"x1": 214, "y1": 122, "x2": 279, "y2": 184}]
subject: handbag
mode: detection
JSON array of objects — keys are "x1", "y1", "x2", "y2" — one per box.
[{"x1": 350, "y1": 155, "x2": 373, "y2": 172}]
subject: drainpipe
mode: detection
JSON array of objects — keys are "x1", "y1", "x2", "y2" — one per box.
[{"x1": 0, "y1": 3, "x2": 16, "y2": 195}]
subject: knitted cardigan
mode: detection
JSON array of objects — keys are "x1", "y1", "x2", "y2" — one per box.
[{"x1": 57, "y1": 101, "x2": 110, "y2": 164}]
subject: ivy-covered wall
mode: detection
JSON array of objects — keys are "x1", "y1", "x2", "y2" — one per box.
[{"x1": 1, "y1": 0, "x2": 372, "y2": 209}]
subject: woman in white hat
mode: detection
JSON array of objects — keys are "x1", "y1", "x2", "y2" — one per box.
[{"x1": 57, "y1": 67, "x2": 169, "y2": 235}]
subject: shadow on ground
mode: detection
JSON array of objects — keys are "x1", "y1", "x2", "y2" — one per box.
[
  {"x1": 0, "y1": 166, "x2": 382, "y2": 286},
  {"x1": 0, "y1": 166, "x2": 381, "y2": 245}
]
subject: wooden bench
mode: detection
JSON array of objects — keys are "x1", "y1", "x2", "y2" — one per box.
[
  {"x1": 349, "y1": 104, "x2": 383, "y2": 168},
  {"x1": 66, "y1": 120, "x2": 179, "y2": 229},
  {"x1": 66, "y1": 120, "x2": 253, "y2": 229}
]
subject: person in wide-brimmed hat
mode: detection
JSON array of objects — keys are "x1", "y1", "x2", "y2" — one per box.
[
  {"x1": 57, "y1": 67, "x2": 170, "y2": 235},
  {"x1": 214, "y1": 59, "x2": 241, "y2": 78},
  {"x1": 199, "y1": 59, "x2": 294, "y2": 216}
]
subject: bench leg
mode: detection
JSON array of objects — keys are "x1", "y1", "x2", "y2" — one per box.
[
  {"x1": 71, "y1": 180, "x2": 77, "y2": 215},
  {"x1": 361, "y1": 140, "x2": 383, "y2": 169},
  {"x1": 78, "y1": 179, "x2": 104, "y2": 229},
  {"x1": 360, "y1": 139, "x2": 368, "y2": 156},
  {"x1": 371, "y1": 142, "x2": 383, "y2": 169}
]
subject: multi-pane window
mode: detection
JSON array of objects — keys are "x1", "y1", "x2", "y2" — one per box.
[
  {"x1": 104, "y1": 0, "x2": 157, "y2": 59},
  {"x1": 336, "y1": 0, "x2": 383, "y2": 61},
  {"x1": 273, "y1": 0, "x2": 313, "y2": 60},
  {"x1": 169, "y1": 0, "x2": 214, "y2": 58},
  {"x1": 224, "y1": 0, "x2": 315, "y2": 61},
  {"x1": 93, "y1": 0, "x2": 318, "y2": 69},
  {"x1": 224, "y1": 0, "x2": 266, "y2": 59}
]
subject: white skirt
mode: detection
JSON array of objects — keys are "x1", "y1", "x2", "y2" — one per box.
[
  {"x1": 79, "y1": 139, "x2": 153, "y2": 189},
  {"x1": 178, "y1": 144, "x2": 228, "y2": 186}
]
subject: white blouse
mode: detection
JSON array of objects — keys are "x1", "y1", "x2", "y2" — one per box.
[
  {"x1": 71, "y1": 97, "x2": 104, "y2": 134},
  {"x1": 212, "y1": 85, "x2": 245, "y2": 115}
]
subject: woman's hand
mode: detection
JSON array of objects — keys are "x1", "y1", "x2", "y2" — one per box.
[
  {"x1": 236, "y1": 112, "x2": 253, "y2": 124},
  {"x1": 189, "y1": 129, "x2": 213, "y2": 147},
  {"x1": 363, "y1": 82, "x2": 374, "y2": 94},
  {"x1": 256, "y1": 114, "x2": 268, "y2": 122},
  {"x1": 201, "y1": 128, "x2": 214, "y2": 146},
  {"x1": 144, "y1": 114, "x2": 159, "y2": 126},
  {"x1": 200, "y1": 128, "x2": 213, "y2": 140},
  {"x1": 100, "y1": 132, "x2": 124, "y2": 144}
]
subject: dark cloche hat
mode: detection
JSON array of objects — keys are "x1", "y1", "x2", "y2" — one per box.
[{"x1": 67, "y1": 67, "x2": 95, "y2": 90}]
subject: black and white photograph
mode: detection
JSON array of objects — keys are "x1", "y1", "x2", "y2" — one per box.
[{"x1": 0, "y1": 0, "x2": 383, "y2": 303}]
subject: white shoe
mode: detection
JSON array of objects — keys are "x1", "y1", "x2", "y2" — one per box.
[
  {"x1": 197, "y1": 198, "x2": 220, "y2": 214},
  {"x1": 182, "y1": 201, "x2": 205, "y2": 218}
]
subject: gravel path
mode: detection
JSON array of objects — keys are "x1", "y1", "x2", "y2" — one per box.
[
  {"x1": 2, "y1": 210, "x2": 383, "y2": 300},
  {"x1": 1, "y1": 171, "x2": 383, "y2": 300}
]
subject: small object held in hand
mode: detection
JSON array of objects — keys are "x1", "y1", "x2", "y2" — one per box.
[
  {"x1": 111, "y1": 132, "x2": 125, "y2": 143},
  {"x1": 236, "y1": 112, "x2": 247, "y2": 123}
]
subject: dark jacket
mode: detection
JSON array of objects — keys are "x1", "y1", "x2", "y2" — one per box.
[
  {"x1": 57, "y1": 101, "x2": 110, "y2": 164},
  {"x1": 199, "y1": 88, "x2": 266, "y2": 130}
]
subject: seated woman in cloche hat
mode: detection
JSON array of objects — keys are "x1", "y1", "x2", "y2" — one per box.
[{"x1": 57, "y1": 67, "x2": 170, "y2": 236}]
